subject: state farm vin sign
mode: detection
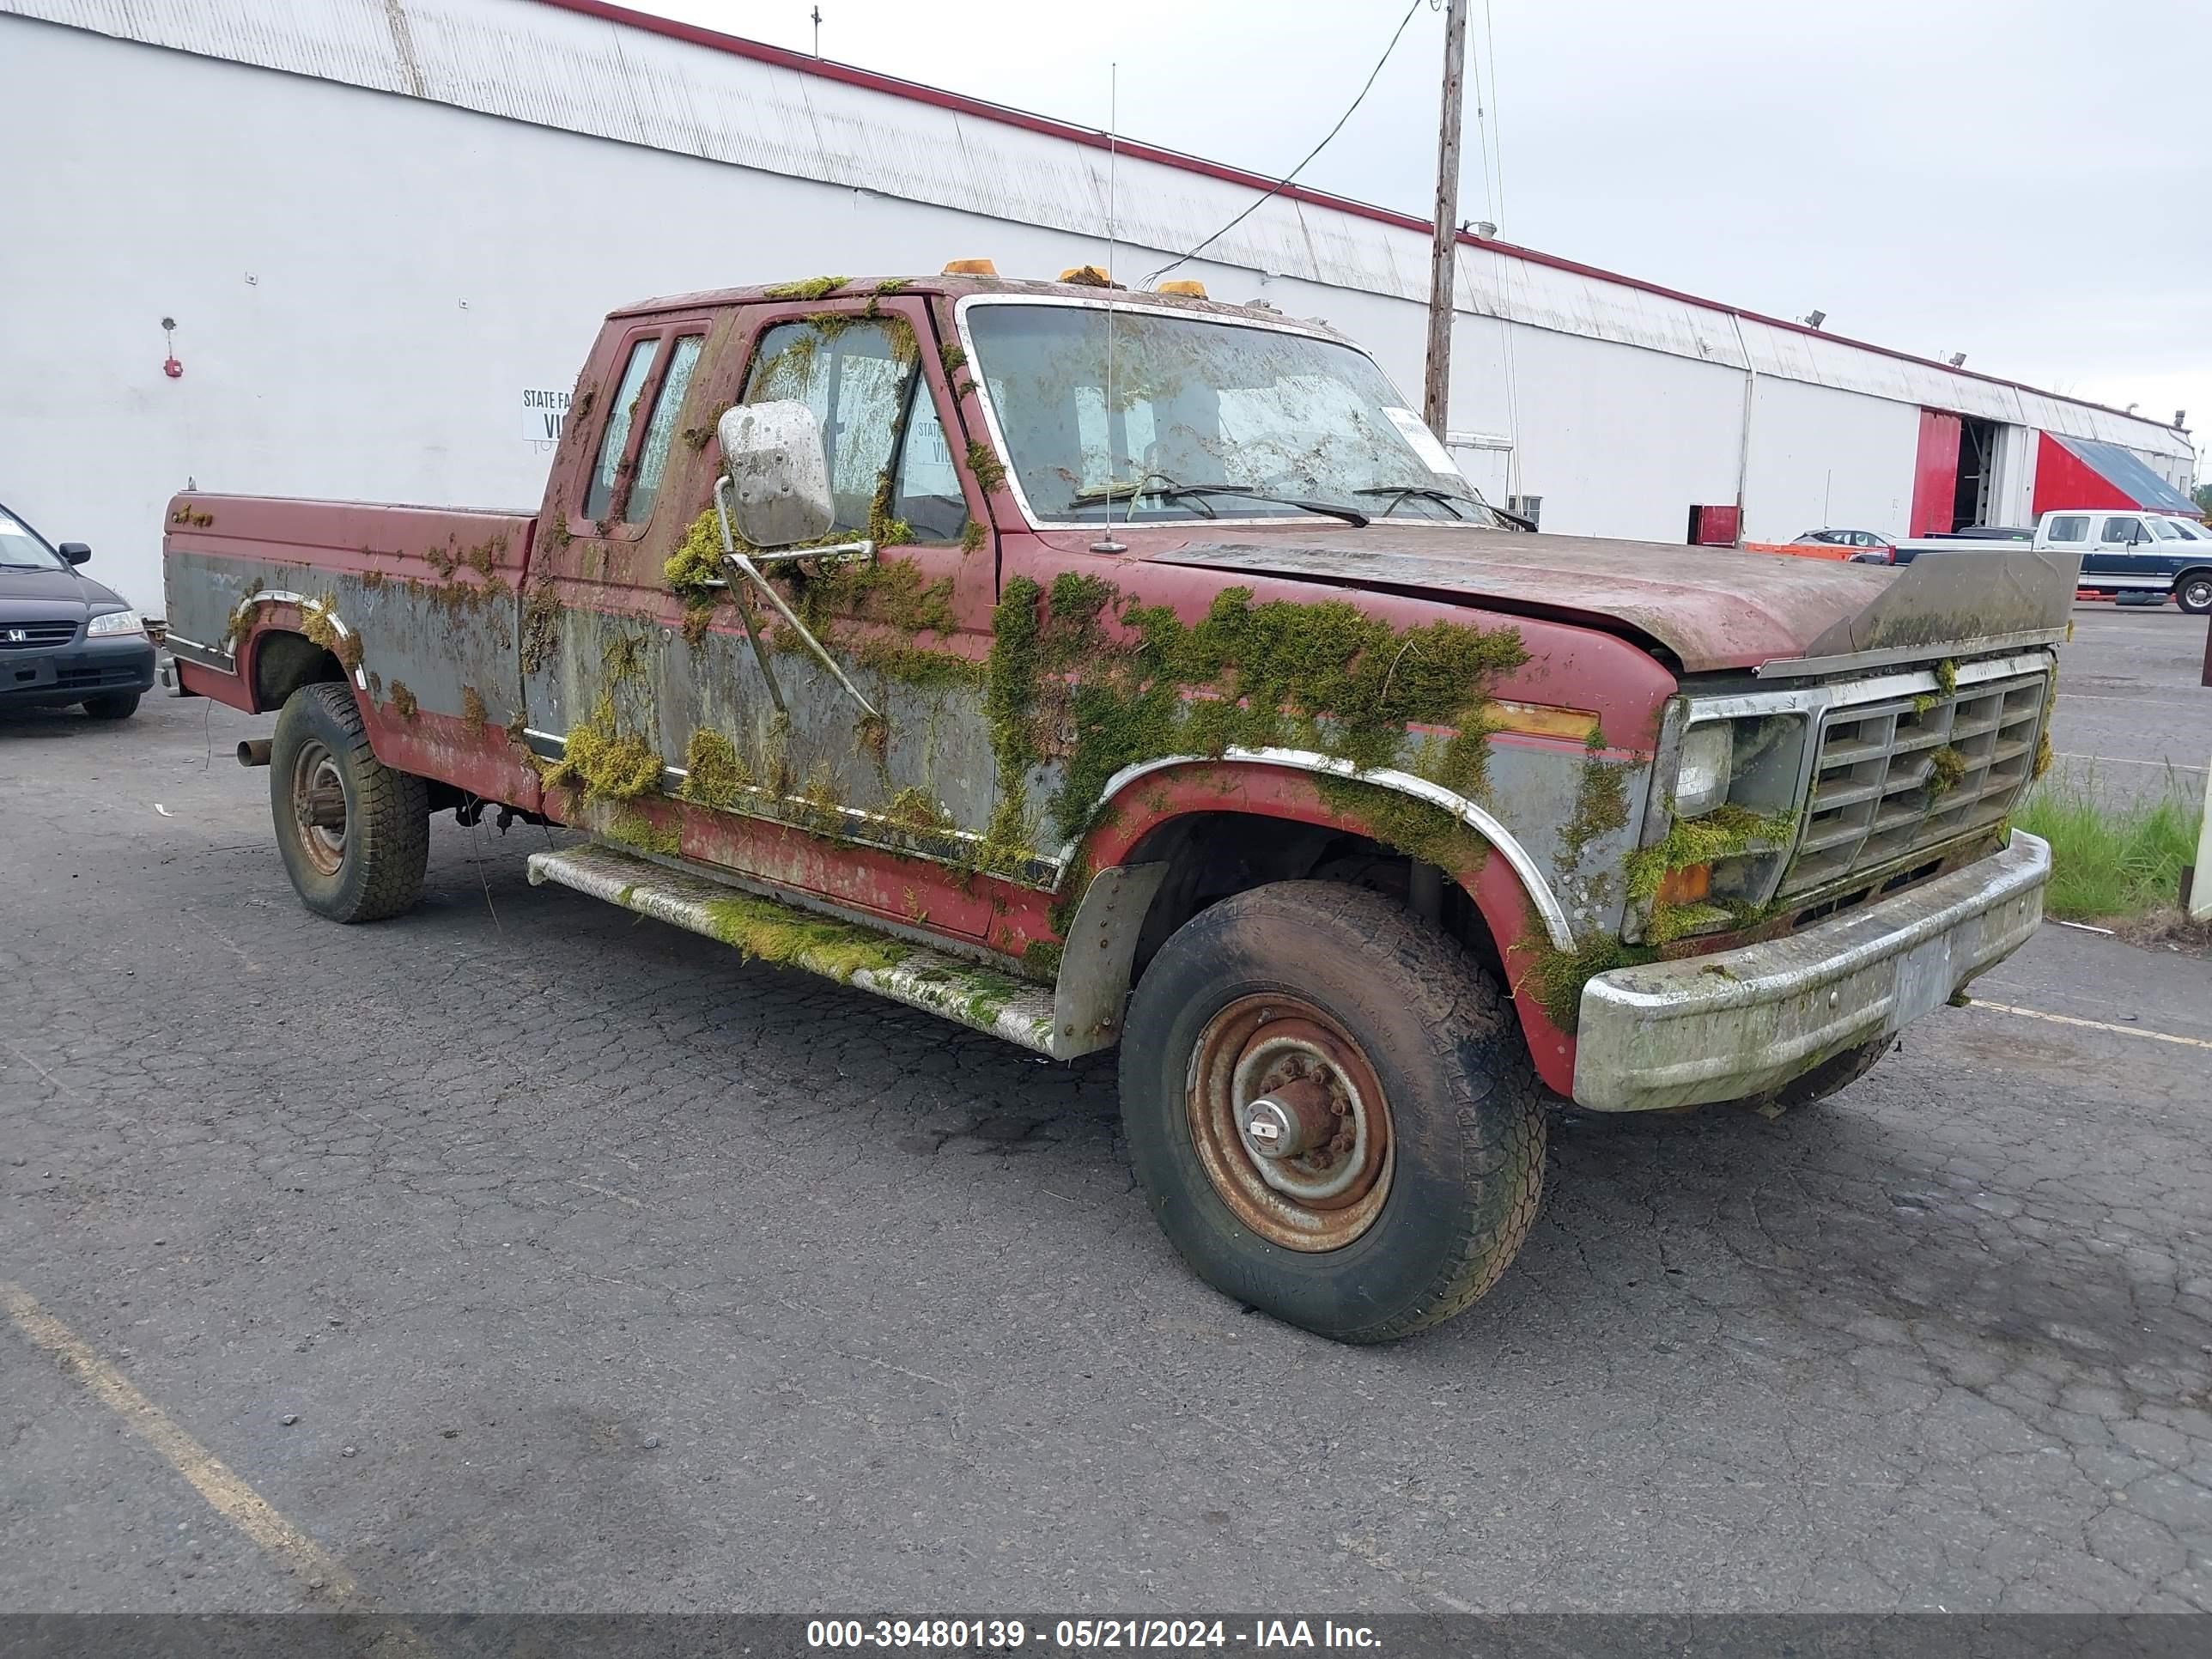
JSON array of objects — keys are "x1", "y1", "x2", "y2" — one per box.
[{"x1": 521, "y1": 388, "x2": 572, "y2": 442}]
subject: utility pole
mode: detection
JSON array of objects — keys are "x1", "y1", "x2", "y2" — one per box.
[{"x1": 1422, "y1": 0, "x2": 1468, "y2": 436}]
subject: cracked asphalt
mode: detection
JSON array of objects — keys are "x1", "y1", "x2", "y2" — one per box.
[
  {"x1": 2043, "y1": 603, "x2": 2210, "y2": 805},
  {"x1": 3, "y1": 685, "x2": 2210, "y2": 1616}
]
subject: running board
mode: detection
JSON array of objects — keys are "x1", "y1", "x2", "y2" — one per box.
[{"x1": 526, "y1": 843, "x2": 1064, "y2": 1057}]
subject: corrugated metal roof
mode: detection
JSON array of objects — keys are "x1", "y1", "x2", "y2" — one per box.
[
  {"x1": 2050, "y1": 436, "x2": 2198, "y2": 514},
  {"x1": 5, "y1": 0, "x2": 2192, "y2": 462}
]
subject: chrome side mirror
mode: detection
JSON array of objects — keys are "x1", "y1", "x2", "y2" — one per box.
[{"x1": 717, "y1": 401, "x2": 834, "y2": 549}]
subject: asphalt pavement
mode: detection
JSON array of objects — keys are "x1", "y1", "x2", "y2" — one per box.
[
  {"x1": 3, "y1": 678, "x2": 2210, "y2": 1617},
  {"x1": 2044, "y1": 603, "x2": 2211, "y2": 806}
]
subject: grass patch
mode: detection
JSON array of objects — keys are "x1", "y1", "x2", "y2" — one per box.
[{"x1": 2015, "y1": 781, "x2": 2197, "y2": 922}]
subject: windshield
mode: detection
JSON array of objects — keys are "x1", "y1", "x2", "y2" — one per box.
[
  {"x1": 0, "y1": 503, "x2": 65, "y2": 571},
  {"x1": 963, "y1": 302, "x2": 1511, "y2": 527},
  {"x1": 2173, "y1": 520, "x2": 2208, "y2": 539}
]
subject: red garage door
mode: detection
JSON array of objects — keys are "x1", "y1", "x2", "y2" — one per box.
[{"x1": 1909, "y1": 410, "x2": 1962, "y2": 537}]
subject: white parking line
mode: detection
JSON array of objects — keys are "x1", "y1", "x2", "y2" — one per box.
[{"x1": 1969, "y1": 1001, "x2": 2212, "y2": 1052}]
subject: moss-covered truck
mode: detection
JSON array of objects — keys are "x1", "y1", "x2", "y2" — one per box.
[{"x1": 162, "y1": 269, "x2": 2071, "y2": 1343}]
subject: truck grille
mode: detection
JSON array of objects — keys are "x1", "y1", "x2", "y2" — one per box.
[
  {"x1": 1782, "y1": 669, "x2": 2047, "y2": 899},
  {"x1": 0, "y1": 620, "x2": 79, "y2": 649}
]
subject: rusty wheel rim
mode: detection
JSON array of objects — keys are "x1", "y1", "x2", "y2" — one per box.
[
  {"x1": 1186, "y1": 994, "x2": 1394, "y2": 1253},
  {"x1": 289, "y1": 738, "x2": 349, "y2": 878}
]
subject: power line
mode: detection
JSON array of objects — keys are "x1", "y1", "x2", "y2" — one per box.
[{"x1": 1142, "y1": 0, "x2": 1430, "y2": 288}]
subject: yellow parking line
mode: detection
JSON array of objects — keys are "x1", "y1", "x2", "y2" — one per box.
[
  {"x1": 0, "y1": 1280, "x2": 370, "y2": 1607},
  {"x1": 1970, "y1": 1001, "x2": 2212, "y2": 1051}
]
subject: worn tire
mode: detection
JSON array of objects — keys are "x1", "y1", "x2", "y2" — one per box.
[
  {"x1": 1120, "y1": 881, "x2": 1546, "y2": 1343},
  {"x1": 81, "y1": 691, "x2": 140, "y2": 720},
  {"x1": 269, "y1": 681, "x2": 428, "y2": 923}
]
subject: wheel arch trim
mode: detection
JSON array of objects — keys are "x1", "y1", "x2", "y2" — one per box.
[{"x1": 1082, "y1": 747, "x2": 1577, "y2": 953}]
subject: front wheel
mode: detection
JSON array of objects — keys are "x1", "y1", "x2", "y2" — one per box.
[
  {"x1": 2176, "y1": 573, "x2": 2212, "y2": 616},
  {"x1": 1119, "y1": 881, "x2": 1546, "y2": 1343},
  {"x1": 82, "y1": 691, "x2": 140, "y2": 720},
  {"x1": 269, "y1": 681, "x2": 428, "y2": 922}
]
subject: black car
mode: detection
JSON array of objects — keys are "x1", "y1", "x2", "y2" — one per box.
[{"x1": 0, "y1": 500, "x2": 156, "y2": 720}]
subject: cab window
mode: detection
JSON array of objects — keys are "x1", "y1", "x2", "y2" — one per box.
[
  {"x1": 744, "y1": 319, "x2": 914, "y2": 537},
  {"x1": 2100, "y1": 516, "x2": 2144, "y2": 544},
  {"x1": 585, "y1": 337, "x2": 660, "y2": 520},
  {"x1": 626, "y1": 335, "x2": 704, "y2": 524},
  {"x1": 891, "y1": 377, "x2": 969, "y2": 544},
  {"x1": 2045, "y1": 515, "x2": 2088, "y2": 544}
]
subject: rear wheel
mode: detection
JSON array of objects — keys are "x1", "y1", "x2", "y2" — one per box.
[
  {"x1": 2176, "y1": 572, "x2": 2212, "y2": 616},
  {"x1": 269, "y1": 681, "x2": 428, "y2": 922},
  {"x1": 1119, "y1": 881, "x2": 1545, "y2": 1343},
  {"x1": 82, "y1": 691, "x2": 139, "y2": 720}
]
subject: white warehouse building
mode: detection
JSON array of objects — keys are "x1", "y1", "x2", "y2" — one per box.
[{"x1": 1, "y1": 0, "x2": 2197, "y2": 613}]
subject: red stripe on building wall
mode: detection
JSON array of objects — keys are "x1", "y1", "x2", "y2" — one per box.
[
  {"x1": 2030, "y1": 431, "x2": 2138, "y2": 517},
  {"x1": 1909, "y1": 410, "x2": 1962, "y2": 537}
]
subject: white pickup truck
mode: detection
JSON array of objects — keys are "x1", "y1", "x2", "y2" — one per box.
[
  {"x1": 2033, "y1": 509, "x2": 2212, "y2": 613},
  {"x1": 1868, "y1": 510, "x2": 2212, "y2": 613}
]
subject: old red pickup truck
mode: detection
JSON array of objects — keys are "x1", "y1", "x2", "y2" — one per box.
[{"x1": 163, "y1": 267, "x2": 2070, "y2": 1341}]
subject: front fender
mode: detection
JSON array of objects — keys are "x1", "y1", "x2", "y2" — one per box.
[{"x1": 1070, "y1": 750, "x2": 1589, "y2": 1093}]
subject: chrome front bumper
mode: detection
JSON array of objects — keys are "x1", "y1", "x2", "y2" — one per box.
[{"x1": 1572, "y1": 831, "x2": 2050, "y2": 1112}]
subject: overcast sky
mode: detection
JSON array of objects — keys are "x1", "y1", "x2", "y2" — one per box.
[{"x1": 653, "y1": 0, "x2": 2206, "y2": 450}]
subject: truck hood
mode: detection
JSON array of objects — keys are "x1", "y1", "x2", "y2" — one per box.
[{"x1": 1138, "y1": 525, "x2": 2083, "y2": 673}]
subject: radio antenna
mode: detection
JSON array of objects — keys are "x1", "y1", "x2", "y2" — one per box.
[{"x1": 1093, "y1": 62, "x2": 1127, "y2": 552}]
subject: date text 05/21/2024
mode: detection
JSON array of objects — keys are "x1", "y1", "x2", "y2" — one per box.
[{"x1": 805, "y1": 1619, "x2": 1382, "y2": 1650}]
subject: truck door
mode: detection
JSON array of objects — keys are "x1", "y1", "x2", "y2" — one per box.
[
  {"x1": 2088, "y1": 514, "x2": 2154, "y2": 593},
  {"x1": 635, "y1": 293, "x2": 1007, "y2": 936}
]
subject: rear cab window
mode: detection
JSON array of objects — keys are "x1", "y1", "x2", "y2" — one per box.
[
  {"x1": 2045, "y1": 515, "x2": 2088, "y2": 544},
  {"x1": 582, "y1": 327, "x2": 709, "y2": 526}
]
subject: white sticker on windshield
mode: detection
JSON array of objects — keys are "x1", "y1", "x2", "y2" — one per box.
[{"x1": 1381, "y1": 406, "x2": 1460, "y2": 475}]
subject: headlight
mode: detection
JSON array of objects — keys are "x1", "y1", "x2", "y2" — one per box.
[
  {"x1": 1673, "y1": 722, "x2": 1733, "y2": 817},
  {"x1": 87, "y1": 610, "x2": 144, "y2": 637}
]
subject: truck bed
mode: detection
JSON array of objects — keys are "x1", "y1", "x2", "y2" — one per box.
[{"x1": 163, "y1": 492, "x2": 541, "y2": 806}]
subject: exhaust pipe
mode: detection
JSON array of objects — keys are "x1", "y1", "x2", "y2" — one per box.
[{"x1": 236, "y1": 738, "x2": 272, "y2": 768}]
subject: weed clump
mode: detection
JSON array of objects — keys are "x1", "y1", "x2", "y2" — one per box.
[
  {"x1": 540, "y1": 691, "x2": 660, "y2": 805},
  {"x1": 520, "y1": 585, "x2": 563, "y2": 674},
  {"x1": 886, "y1": 787, "x2": 954, "y2": 831},
  {"x1": 699, "y1": 892, "x2": 907, "y2": 982},
  {"x1": 965, "y1": 440, "x2": 1007, "y2": 496},
  {"x1": 681, "y1": 728, "x2": 754, "y2": 811},
  {"x1": 1926, "y1": 744, "x2": 1967, "y2": 799},
  {"x1": 763, "y1": 275, "x2": 847, "y2": 301}
]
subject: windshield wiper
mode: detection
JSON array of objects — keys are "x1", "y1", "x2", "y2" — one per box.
[
  {"x1": 1061, "y1": 479, "x2": 1368, "y2": 527},
  {"x1": 1353, "y1": 484, "x2": 1535, "y2": 531}
]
